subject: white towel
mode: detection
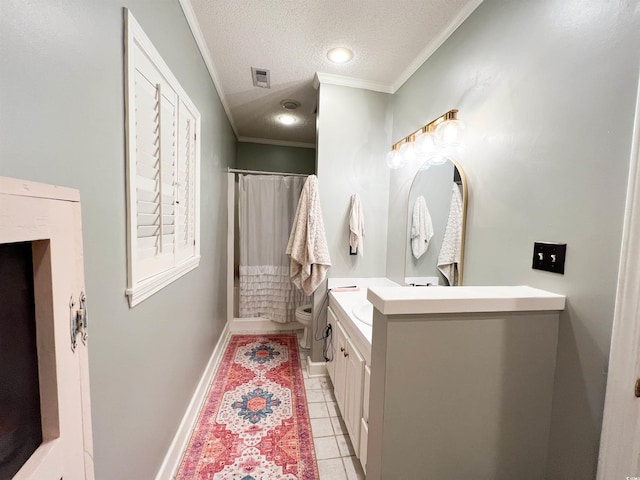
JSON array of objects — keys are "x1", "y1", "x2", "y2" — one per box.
[
  {"x1": 410, "y1": 195, "x2": 433, "y2": 259},
  {"x1": 437, "y1": 183, "x2": 463, "y2": 285},
  {"x1": 349, "y1": 193, "x2": 365, "y2": 255},
  {"x1": 286, "y1": 175, "x2": 332, "y2": 296}
]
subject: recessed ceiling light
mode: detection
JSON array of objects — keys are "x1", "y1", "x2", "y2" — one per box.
[
  {"x1": 280, "y1": 99, "x2": 301, "y2": 110},
  {"x1": 278, "y1": 114, "x2": 297, "y2": 126},
  {"x1": 327, "y1": 47, "x2": 354, "y2": 64}
]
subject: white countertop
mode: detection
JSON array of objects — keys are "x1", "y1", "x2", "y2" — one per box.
[
  {"x1": 327, "y1": 281, "x2": 565, "y2": 364},
  {"x1": 329, "y1": 288, "x2": 372, "y2": 342},
  {"x1": 327, "y1": 278, "x2": 399, "y2": 363},
  {"x1": 367, "y1": 285, "x2": 566, "y2": 315}
]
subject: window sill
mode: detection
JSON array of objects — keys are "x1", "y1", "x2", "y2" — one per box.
[{"x1": 126, "y1": 256, "x2": 200, "y2": 307}]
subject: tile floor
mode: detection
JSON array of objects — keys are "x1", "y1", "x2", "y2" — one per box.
[{"x1": 299, "y1": 350, "x2": 366, "y2": 480}]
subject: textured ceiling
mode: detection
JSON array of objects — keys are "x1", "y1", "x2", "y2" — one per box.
[{"x1": 186, "y1": 0, "x2": 482, "y2": 146}]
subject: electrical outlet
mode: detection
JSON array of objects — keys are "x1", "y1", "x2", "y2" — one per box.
[{"x1": 532, "y1": 242, "x2": 566, "y2": 274}]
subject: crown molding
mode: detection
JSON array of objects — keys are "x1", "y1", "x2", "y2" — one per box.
[
  {"x1": 315, "y1": 0, "x2": 483, "y2": 95},
  {"x1": 179, "y1": 0, "x2": 483, "y2": 140},
  {"x1": 178, "y1": 0, "x2": 239, "y2": 138},
  {"x1": 238, "y1": 137, "x2": 316, "y2": 149},
  {"x1": 314, "y1": 72, "x2": 394, "y2": 94},
  {"x1": 392, "y1": 0, "x2": 484, "y2": 92}
]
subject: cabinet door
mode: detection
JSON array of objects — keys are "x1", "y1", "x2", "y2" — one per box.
[
  {"x1": 327, "y1": 307, "x2": 338, "y2": 383},
  {"x1": 333, "y1": 320, "x2": 348, "y2": 414},
  {"x1": 363, "y1": 365, "x2": 371, "y2": 423},
  {"x1": 344, "y1": 335, "x2": 364, "y2": 453},
  {"x1": 0, "y1": 181, "x2": 94, "y2": 480},
  {"x1": 359, "y1": 418, "x2": 368, "y2": 472}
]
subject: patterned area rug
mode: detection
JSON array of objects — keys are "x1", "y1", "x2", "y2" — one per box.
[{"x1": 176, "y1": 334, "x2": 319, "y2": 479}]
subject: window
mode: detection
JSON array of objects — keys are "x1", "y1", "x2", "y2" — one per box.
[{"x1": 124, "y1": 10, "x2": 200, "y2": 307}]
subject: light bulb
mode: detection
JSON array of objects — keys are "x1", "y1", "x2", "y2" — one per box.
[
  {"x1": 386, "y1": 150, "x2": 406, "y2": 169},
  {"x1": 414, "y1": 131, "x2": 438, "y2": 155},
  {"x1": 399, "y1": 142, "x2": 417, "y2": 162},
  {"x1": 327, "y1": 47, "x2": 354, "y2": 64},
  {"x1": 435, "y1": 119, "x2": 465, "y2": 147},
  {"x1": 278, "y1": 114, "x2": 297, "y2": 125}
]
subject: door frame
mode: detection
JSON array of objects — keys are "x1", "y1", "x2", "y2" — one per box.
[{"x1": 597, "y1": 72, "x2": 640, "y2": 478}]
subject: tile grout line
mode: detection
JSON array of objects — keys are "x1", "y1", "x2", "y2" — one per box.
[{"x1": 301, "y1": 353, "x2": 363, "y2": 479}]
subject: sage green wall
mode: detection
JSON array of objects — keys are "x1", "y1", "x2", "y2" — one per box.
[
  {"x1": 0, "y1": 1, "x2": 236, "y2": 479},
  {"x1": 236, "y1": 141, "x2": 316, "y2": 174},
  {"x1": 313, "y1": 82, "x2": 392, "y2": 362},
  {"x1": 386, "y1": 1, "x2": 640, "y2": 477},
  {"x1": 317, "y1": 83, "x2": 392, "y2": 279}
]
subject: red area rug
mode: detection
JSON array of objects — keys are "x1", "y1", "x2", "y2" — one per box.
[{"x1": 176, "y1": 334, "x2": 318, "y2": 479}]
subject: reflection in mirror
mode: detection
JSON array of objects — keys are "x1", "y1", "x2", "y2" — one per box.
[{"x1": 405, "y1": 159, "x2": 467, "y2": 286}]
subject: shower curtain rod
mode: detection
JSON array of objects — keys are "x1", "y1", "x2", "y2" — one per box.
[{"x1": 228, "y1": 168, "x2": 310, "y2": 178}]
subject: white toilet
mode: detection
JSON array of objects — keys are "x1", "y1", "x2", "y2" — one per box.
[{"x1": 295, "y1": 304, "x2": 312, "y2": 349}]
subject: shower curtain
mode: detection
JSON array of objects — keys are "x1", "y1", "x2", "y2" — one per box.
[{"x1": 238, "y1": 174, "x2": 310, "y2": 323}]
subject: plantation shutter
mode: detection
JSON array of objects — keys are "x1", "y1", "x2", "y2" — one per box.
[
  {"x1": 125, "y1": 10, "x2": 201, "y2": 307},
  {"x1": 132, "y1": 54, "x2": 178, "y2": 282},
  {"x1": 176, "y1": 100, "x2": 197, "y2": 264}
]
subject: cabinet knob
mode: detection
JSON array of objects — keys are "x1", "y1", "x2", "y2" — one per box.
[
  {"x1": 340, "y1": 347, "x2": 345, "y2": 352},
  {"x1": 344, "y1": 351, "x2": 349, "y2": 357}
]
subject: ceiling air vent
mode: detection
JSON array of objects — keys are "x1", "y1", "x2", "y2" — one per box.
[{"x1": 251, "y1": 67, "x2": 270, "y2": 89}]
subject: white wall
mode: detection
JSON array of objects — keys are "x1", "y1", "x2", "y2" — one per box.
[
  {"x1": 386, "y1": 0, "x2": 640, "y2": 477},
  {"x1": 0, "y1": 1, "x2": 236, "y2": 478}
]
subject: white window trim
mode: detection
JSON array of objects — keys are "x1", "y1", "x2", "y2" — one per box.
[
  {"x1": 125, "y1": 256, "x2": 200, "y2": 307},
  {"x1": 124, "y1": 9, "x2": 201, "y2": 307}
]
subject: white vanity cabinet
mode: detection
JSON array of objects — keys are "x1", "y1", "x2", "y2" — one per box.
[{"x1": 327, "y1": 305, "x2": 366, "y2": 460}]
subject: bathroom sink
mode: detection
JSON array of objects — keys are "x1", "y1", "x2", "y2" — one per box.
[{"x1": 352, "y1": 301, "x2": 374, "y2": 325}]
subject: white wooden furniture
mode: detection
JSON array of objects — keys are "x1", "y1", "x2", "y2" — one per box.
[
  {"x1": 326, "y1": 278, "x2": 398, "y2": 473},
  {"x1": 0, "y1": 177, "x2": 94, "y2": 479},
  {"x1": 327, "y1": 307, "x2": 366, "y2": 458},
  {"x1": 366, "y1": 285, "x2": 565, "y2": 480}
]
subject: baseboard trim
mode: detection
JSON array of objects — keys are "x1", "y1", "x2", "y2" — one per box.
[
  {"x1": 307, "y1": 359, "x2": 328, "y2": 377},
  {"x1": 229, "y1": 317, "x2": 303, "y2": 333},
  {"x1": 154, "y1": 322, "x2": 231, "y2": 480}
]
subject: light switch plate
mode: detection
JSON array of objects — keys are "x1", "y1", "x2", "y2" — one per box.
[{"x1": 532, "y1": 242, "x2": 566, "y2": 274}]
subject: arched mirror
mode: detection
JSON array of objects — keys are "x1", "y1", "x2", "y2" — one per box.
[{"x1": 404, "y1": 159, "x2": 467, "y2": 286}]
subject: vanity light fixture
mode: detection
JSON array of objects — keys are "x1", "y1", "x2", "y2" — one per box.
[
  {"x1": 327, "y1": 47, "x2": 354, "y2": 64},
  {"x1": 386, "y1": 109, "x2": 465, "y2": 169}
]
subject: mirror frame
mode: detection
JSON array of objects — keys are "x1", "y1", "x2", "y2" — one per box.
[{"x1": 403, "y1": 158, "x2": 468, "y2": 285}]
